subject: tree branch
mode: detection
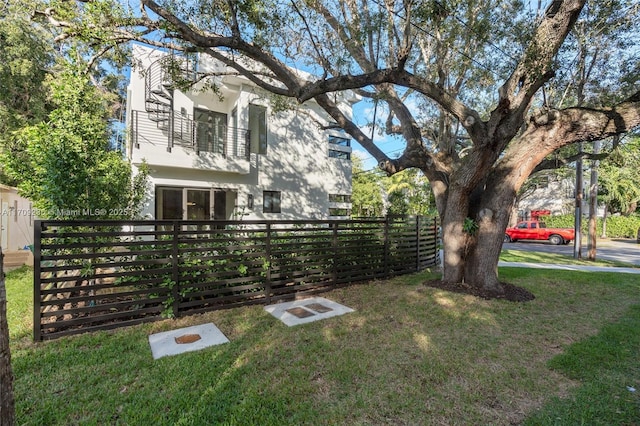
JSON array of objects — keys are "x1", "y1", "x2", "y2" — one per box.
[{"x1": 490, "y1": 0, "x2": 586, "y2": 145}]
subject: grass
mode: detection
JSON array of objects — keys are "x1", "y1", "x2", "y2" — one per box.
[
  {"x1": 525, "y1": 304, "x2": 640, "y2": 425},
  {"x1": 5, "y1": 265, "x2": 33, "y2": 340},
  {"x1": 500, "y1": 249, "x2": 639, "y2": 268},
  {"x1": 6, "y1": 265, "x2": 640, "y2": 425}
]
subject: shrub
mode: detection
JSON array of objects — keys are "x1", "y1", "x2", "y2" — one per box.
[{"x1": 543, "y1": 214, "x2": 640, "y2": 238}]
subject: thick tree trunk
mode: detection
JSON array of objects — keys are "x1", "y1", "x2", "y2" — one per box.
[
  {"x1": 439, "y1": 173, "x2": 516, "y2": 294},
  {"x1": 440, "y1": 187, "x2": 468, "y2": 284},
  {"x1": 0, "y1": 250, "x2": 16, "y2": 426},
  {"x1": 463, "y1": 208, "x2": 510, "y2": 294}
]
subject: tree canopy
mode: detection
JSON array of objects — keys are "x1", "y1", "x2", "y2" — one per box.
[
  {"x1": 2, "y1": 69, "x2": 148, "y2": 219},
  {"x1": 351, "y1": 155, "x2": 385, "y2": 217},
  {"x1": 0, "y1": 1, "x2": 55, "y2": 184},
  {"x1": 598, "y1": 136, "x2": 640, "y2": 215},
  {"x1": 34, "y1": 0, "x2": 640, "y2": 294}
]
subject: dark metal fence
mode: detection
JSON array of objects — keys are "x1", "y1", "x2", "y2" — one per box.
[{"x1": 34, "y1": 217, "x2": 439, "y2": 341}]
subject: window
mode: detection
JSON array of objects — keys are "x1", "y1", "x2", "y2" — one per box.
[
  {"x1": 194, "y1": 108, "x2": 227, "y2": 154},
  {"x1": 328, "y1": 135, "x2": 351, "y2": 147},
  {"x1": 329, "y1": 208, "x2": 351, "y2": 217},
  {"x1": 186, "y1": 189, "x2": 211, "y2": 220},
  {"x1": 537, "y1": 176, "x2": 550, "y2": 188},
  {"x1": 329, "y1": 150, "x2": 351, "y2": 160},
  {"x1": 263, "y1": 191, "x2": 281, "y2": 213},
  {"x1": 249, "y1": 104, "x2": 267, "y2": 154},
  {"x1": 329, "y1": 194, "x2": 351, "y2": 203},
  {"x1": 155, "y1": 187, "x2": 236, "y2": 220},
  {"x1": 157, "y1": 187, "x2": 183, "y2": 219}
]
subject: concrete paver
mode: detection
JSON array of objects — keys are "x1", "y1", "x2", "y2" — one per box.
[
  {"x1": 148, "y1": 323, "x2": 229, "y2": 359},
  {"x1": 264, "y1": 297, "x2": 355, "y2": 326}
]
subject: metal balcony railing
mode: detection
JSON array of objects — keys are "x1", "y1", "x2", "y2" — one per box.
[{"x1": 131, "y1": 110, "x2": 250, "y2": 159}]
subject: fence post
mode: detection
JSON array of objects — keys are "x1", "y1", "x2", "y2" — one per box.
[
  {"x1": 264, "y1": 223, "x2": 272, "y2": 304},
  {"x1": 171, "y1": 222, "x2": 180, "y2": 317},
  {"x1": 384, "y1": 216, "x2": 390, "y2": 278},
  {"x1": 332, "y1": 222, "x2": 338, "y2": 288},
  {"x1": 434, "y1": 217, "x2": 439, "y2": 266},
  {"x1": 416, "y1": 216, "x2": 421, "y2": 271},
  {"x1": 33, "y1": 221, "x2": 42, "y2": 342}
]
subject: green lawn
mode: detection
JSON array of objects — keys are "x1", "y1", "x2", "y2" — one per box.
[
  {"x1": 500, "y1": 249, "x2": 639, "y2": 268},
  {"x1": 6, "y1": 265, "x2": 640, "y2": 425}
]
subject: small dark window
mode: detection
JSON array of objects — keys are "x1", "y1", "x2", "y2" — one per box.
[
  {"x1": 263, "y1": 191, "x2": 281, "y2": 213},
  {"x1": 329, "y1": 150, "x2": 351, "y2": 160},
  {"x1": 328, "y1": 135, "x2": 351, "y2": 147},
  {"x1": 329, "y1": 194, "x2": 351, "y2": 203}
]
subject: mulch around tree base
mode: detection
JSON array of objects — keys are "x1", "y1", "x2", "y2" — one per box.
[{"x1": 424, "y1": 279, "x2": 535, "y2": 302}]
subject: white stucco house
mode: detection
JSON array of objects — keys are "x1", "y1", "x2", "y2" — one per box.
[
  {"x1": 514, "y1": 171, "x2": 601, "y2": 222},
  {"x1": 126, "y1": 45, "x2": 356, "y2": 221}
]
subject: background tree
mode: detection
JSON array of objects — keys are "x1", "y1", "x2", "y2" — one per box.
[
  {"x1": 598, "y1": 137, "x2": 640, "y2": 219},
  {"x1": 351, "y1": 155, "x2": 385, "y2": 217},
  {"x1": 2, "y1": 68, "x2": 147, "y2": 219},
  {"x1": 37, "y1": 0, "x2": 640, "y2": 294},
  {"x1": 0, "y1": 0, "x2": 55, "y2": 185},
  {"x1": 386, "y1": 169, "x2": 434, "y2": 216}
]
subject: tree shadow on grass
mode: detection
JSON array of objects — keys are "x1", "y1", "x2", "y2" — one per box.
[{"x1": 424, "y1": 279, "x2": 536, "y2": 302}]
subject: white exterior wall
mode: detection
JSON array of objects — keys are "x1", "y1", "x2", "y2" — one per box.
[
  {"x1": 516, "y1": 174, "x2": 602, "y2": 220},
  {"x1": 518, "y1": 177, "x2": 575, "y2": 217},
  {"x1": 0, "y1": 185, "x2": 34, "y2": 250},
  {"x1": 128, "y1": 44, "x2": 353, "y2": 221}
]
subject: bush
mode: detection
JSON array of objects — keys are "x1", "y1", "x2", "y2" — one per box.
[{"x1": 543, "y1": 214, "x2": 640, "y2": 239}]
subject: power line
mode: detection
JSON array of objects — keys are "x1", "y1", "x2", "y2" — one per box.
[{"x1": 352, "y1": 147, "x2": 406, "y2": 177}]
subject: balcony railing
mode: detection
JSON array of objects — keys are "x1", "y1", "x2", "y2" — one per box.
[{"x1": 130, "y1": 109, "x2": 250, "y2": 159}]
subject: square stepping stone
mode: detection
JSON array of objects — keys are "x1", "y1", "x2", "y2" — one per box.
[
  {"x1": 264, "y1": 297, "x2": 354, "y2": 326},
  {"x1": 286, "y1": 307, "x2": 316, "y2": 318},
  {"x1": 149, "y1": 323, "x2": 229, "y2": 359},
  {"x1": 305, "y1": 303, "x2": 333, "y2": 313}
]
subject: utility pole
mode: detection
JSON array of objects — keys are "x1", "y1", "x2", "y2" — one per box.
[
  {"x1": 574, "y1": 142, "x2": 583, "y2": 259},
  {"x1": 587, "y1": 140, "x2": 601, "y2": 261}
]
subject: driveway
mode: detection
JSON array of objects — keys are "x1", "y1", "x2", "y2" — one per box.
[{"x1": 502, "y1": 238, "x2": 640, "y2": 266}]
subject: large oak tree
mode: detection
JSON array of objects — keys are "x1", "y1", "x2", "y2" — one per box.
[{"x1": 38, "y1": 0, "x2": 640, "y2": 294}]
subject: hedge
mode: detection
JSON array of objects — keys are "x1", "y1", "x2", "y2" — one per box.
[{"x1": 543, "y1": 214, "x2": 640, "y2": 239}]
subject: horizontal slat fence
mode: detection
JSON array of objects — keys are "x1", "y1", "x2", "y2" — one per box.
[{"x1": 34, "y1": 216, "x2": 439, "y2": 340}]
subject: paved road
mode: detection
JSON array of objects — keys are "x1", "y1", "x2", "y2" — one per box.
[{"x1": 502, "y1": 238, "x2": 640, "y2": 266}]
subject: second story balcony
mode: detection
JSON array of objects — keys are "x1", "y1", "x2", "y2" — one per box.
[{"x1": 129, "y1": 109, "x2": 251, "y2": 174}]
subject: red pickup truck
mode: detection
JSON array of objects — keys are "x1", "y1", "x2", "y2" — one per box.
[{"x1": 504, "y1": 220, "x2": 575, "y2": 245}]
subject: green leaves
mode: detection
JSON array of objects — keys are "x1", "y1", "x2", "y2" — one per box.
[
  {"x1": 1, "y1": 70, "x2": 147, "y2": 219},
  {"x1": 462, "y1": 217, "x2": 479, "y2": 235},
  {"x1": 351, "y1": 155, "x2": 385, "y2": 217}
]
